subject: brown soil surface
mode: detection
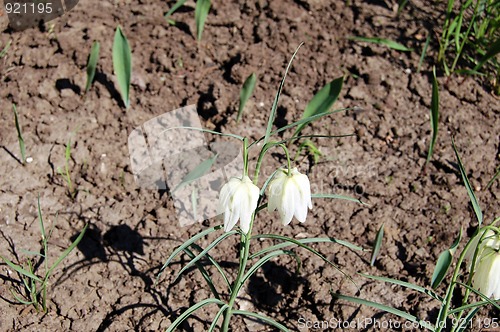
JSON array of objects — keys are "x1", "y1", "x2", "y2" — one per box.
[{"x1": 0, "y1": 0, "x2": 499, "y2": 331}]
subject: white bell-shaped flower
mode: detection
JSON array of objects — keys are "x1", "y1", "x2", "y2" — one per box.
[
  {"x1": 218, "y1": 175, "x2": 260, "y2": 234},
  {"x1": 466, "y1": 228, "x2": 500, "y2": 299},
  {"x1": 472, "y1": 247, "x2": 500, "y2": 300},
  {"x1": 267, "y1": 167, "x2": 312, "y2": 225}
]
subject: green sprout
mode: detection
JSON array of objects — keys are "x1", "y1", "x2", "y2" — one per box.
[
  {"x1": 113, "y1": 26, "x2": 132, "y2": 108},
  {"x1": 0, "y1": 197, "x2": 87, "y2": 312},
  {"x1": 12, "y1": 103, "x2": 26, "y2": 164}
]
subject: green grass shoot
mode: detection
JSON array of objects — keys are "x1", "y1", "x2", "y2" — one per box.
[
  {"x1": 195, "y1": 0, "x2": 211, "y2": 41},
  {"x1": 370, "y1": 223, "x2": 384, "y2": 266},
  {"x1": 85, "y1": 41, "x2": 100, "y2": 93},
  {"x1": 112, "y1": 26, "x2": 132, "y2": 108},
  {"x1": 164, "y1": 0, "x2": 187, "y2": 25},
  {"x1": 426, "y1": 67, "x2": 439, "y2": 165},
  {"x1": 0, "y1": 197, "x2": 87, "y2": 311},
  {"x1": 417, "y1": 34, "x2": 431, "y2": 74},
  {"x1": 12, "y1": 104, "x2": 26, "y2": 164},
  {"x1": 237, "y1": 73, "x2": 256, "y2": 122},
  {"x1": 0, "y1": 39, "x2": 11, "y2": 58},
  {"x1": 349, "y1": 36, "x2": 413, "y2": 52}
]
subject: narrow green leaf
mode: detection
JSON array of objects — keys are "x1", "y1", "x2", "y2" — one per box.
[
  {"x1": 10, "y1": 288, "x2": 34, "y2": 305},
  {"x1": 182, "y1": 246, "x2": 220, "y2": 300},
  {"x1": 0, "y1": 255, "x2": 42, "y2": 282},
  {"x1": 452, "y1": 140, "x2": 483, "y2": 225},
  {"x1": 194, "y1": 0, "x2": 211, "y2": 41},
  {"x1": 175, "y1": 230, "x2": 238, "y2": 281},
  {"x1": 112, "y1": 26, "x2": 132, "y2": 108},
  {"x1": 166, "y1": 298, "x2": 225, "y2": 332},
  {"x1": 359, "y1": 273, "x2": 443, "y2": 302},
  {"x1": 188, "y1": 243, "x2": 231, "y2": 291},
  {"x1": 251, "y1": 236, "x2": 364, "y2": 259},
  {"x1": 417, "y1": 34, "x2": 431, "y2": 73},
  {"x1": 232, "y1": 310, "x2": 290, "y2": 331},
  {"x1": 349, "y1": 36, "x2": 414, "y2": 52},
  {"x1": 0, "y1": 40, "x2": 11, "y2": 58},
  {"x1": 311, "y1": 193, "x2": 367, "y2": 205},
  {"x1": 208, "y1": 304, "x2": 229, "y2": 332},
  {"x1": 456, "y1": 282, "x2": 500, "y2": 311},
  {"x1": 171, "y1": 153, "x2": 218, "y2": 194},
  {"x1": 331, "y1": 293, "x2": 435, "y2": 330},
  {"x1": 455, "y1": 307, "x2": 481, "y2": 332},
  {"x1": 370, "y1": 223, "x2": 384, "y2": 266},
  {"x1": 45, "y1": 224, "x2": 88, "y2": 278},
  {"x1": 237, "y1": 73, "x2": 257, "y2": 122},
  {"x1": 474, "y1": 37, "x2": 500, "y2": 71},
  {"x1": 294, "y1": 76, "x2": 343, "y2": 137},
  {"x1": 164, "y1": 0, "x2": 187, "y2": 20},
  {"x1": 85, "y1": 41, "x2": 100, "y2": 93},
  {"x1": 12, "y1": 104, "x2": 26, "y2": 164},
  {"x1": 250, "y1": 234, "x2": 355, "y2": 287},
  {"x1": 264, "y1": 43, "x2": 304, "y2": 145},
  {"x1": 155, "y1": 225, "x2": 223, "y2": 284},
  {"x1": 486, "y1": 166, "x2": 500, "y2": 189},
  {"x1": 397, "y1": 0, "x2": 409, "y2": 14},
  {"x1": 240, "y1": 250, "x2": 295, "y2": 291},
  {"x1": 252, "y1": 107, "x2": 348, "y2": 148},
  {"x1": 448, "y1": 300, "x2": 489, "y2": 315},
  {"x1": 431, "y1": 228, "x2": 462, "y2": 289},
  {"x1": 426, "y1": 67, "x2": 439, "y2": 165},
  {"x1": 161, "y1": 125, "x2": 244, "y2": 141}
]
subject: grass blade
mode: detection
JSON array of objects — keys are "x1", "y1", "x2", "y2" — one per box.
[
  {"x1": 237, "y1": 73, "x2": 257, "y2": 122},
  {"x1": 166, "y1": 298, "x2": 225, "y2": 332},
  {"x1": 12, "y1": 104, "x2": 26, "y2": 164},
  {"x1": 0, "y1": 255, "x2": 42, "y2": 282},
  {"x1": 417, "y1": 34, "x2": 431, "y2": 73},
  {"x1": 183, "y1": 246, "x2": 220, "y2": 299},
  {"x1": 331, "y1": 293, "x2": 435, "y2": 330},
  {"x1": 251, "y1": 236, "x2": 364, "y2": 259},
  {"x1": 426, "y1": 67, "x2": 439, "y2": 165},
  {"x1": 189, "y1": 243, "x2": 231, "y2": 290},
  {"x1": 452, "y1": 139, "x2": 483, "y2": 225},
  {"x1": 155, "y1": 225, "x2": 223, "y2": 284},
  {"x1": 175, "y1": 230, "x2": 238, "y2": 281},
  {"x1": 112, "y1": 26, "x2": 132, "y2": 108},
  {"x1": 359, "y1": 273, "x2": 443, "y2": 301},
  {"x1": 474, "y1": 37, "x2": 500, "y2": 71},
  {"x1": 240, "y1": 250, "x2": 294, "y2": 290},
  {"x1": 232, "y1": 310, "x2": 290, "y2": 331},
  {"x1": 263, "y1": 43, "x2": 304, "y2": 145},
  {"x1": 431, "y1": 228, "x2": 461, "y2": 289},
  {"x1": 208, "y1": 304, "x2": 229, "y2": 332},
  {"x1": 486, "y1": 166, "x2": 500, "y2": 189},
  {"x1": 370, "y1": 223, "x2": 384, "y2": 266},
  {"x1": 0, "y1": 40, "x2": 11, "y2": 58},
  {"x1": 164, "y1": 0, "x2": 187, "y2": 24},
  {"x1": 455, "y1": 307, "x2": 481, "y2": 332},
  {"x1": 195, "y1": 0, "x2": 211, "y2": 41},
  {"x1": 349, "y1": 36, "x2": 413, "y2": 52},
  {"x1": 456, "y1": 282, "x2": 500, "y2": 311},
  {"x1": 45, "y1": 224, "x2": 88, "y2": 278},
  {"x1": 85, "y1": 41, "x2": 100, "y2": 93},
  {"x1": 293, "y1": 76, "x2": 343, "y2": 137}
]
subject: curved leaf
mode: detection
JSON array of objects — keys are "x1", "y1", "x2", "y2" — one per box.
[
  {"x1": 85, "y1": 41, "x2": 100, "y2": 93},
  {"x1": 112, "y1": 26, "x2": 132, "y2": 108},
  {"x1": 233, "y1": 310, "x2": 290, "y2": 331},
  {"x1": 166, "y1": 298, "x2": 225, "y2": 332}
]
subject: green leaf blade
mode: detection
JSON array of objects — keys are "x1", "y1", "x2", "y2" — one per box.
[
  {"x1": 431, "y1": 228, "x2": 461, "y2": 289},
  {"x1": 195, "y1": 0, "x2": 211, "y2": 41},
  {"x1": 294, "y1": 76, "x2": 343, "y2": 137},
  {"x1": 349, "y1": 36, "x2": 413, "y2": 52},
  {"x1": 426, "y1": 67, "x2": 439, "y2": 164},
  {"x1": 85, "y1": 41, "x2": 100, "y2": 93},
  {"x1": 112, "y1": 26, "x2": 132, "y2": 109},
  {"x1": 237, "y1": 73, "x2": 257, "y2": 122},
  {"x1": 370, "y1": 223, "x2": 384, "y2": 266},
  {"x1": 12, "y1": 104, "x2": 26, "y2": 164}
]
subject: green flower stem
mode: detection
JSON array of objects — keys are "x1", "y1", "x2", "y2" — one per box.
[
  {"x1": 277, "y1": 143, "x2": 292, "y2": 176},
  {"x1": 253, "y1": 142, "x2": 292, "y2": 185},
  {"x1": 436, "y1": 224, "x2": 498, "y2": 332},
  {"x1": 243, "y1": 137, "x2": 249, "y2": 177},
  {"x1": 449, "y1": 223, "x2": 500, "y2": 332}
]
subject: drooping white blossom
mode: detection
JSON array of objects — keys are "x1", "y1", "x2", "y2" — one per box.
[
  {"x1": 268, "y1": 167, "x2": 312, "y2": 225},
  {"x1": 218, "y1": 176, "x2": 259, "y2": 234}
]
